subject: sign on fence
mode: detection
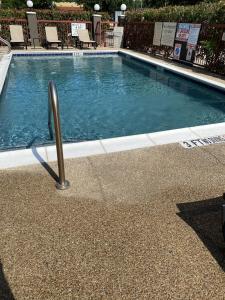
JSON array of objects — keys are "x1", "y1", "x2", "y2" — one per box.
[
  {"x1": 161, "y1": 22, "x2": 177, "y2": 47},
  {"x1": 222, "y1": 32, "x2": 225, "y2": 41},
  {"x1": 71, "y1": 23, "x2": 86, "y2": 37},
  {"x1": 187, "y1": 24, "x2": 201, "y2": 49},
  {"x1": 173, "y1": 43, "x2": 182, "y2": 60},
  {"x1": 175, "y1": 23, "x2": 190, "y2": 42},
  {"x1": 153, "y1": 22, "x2": 163, "y2": 46},
  {"x1": 173, "y1": 23, "x2": 201, "y2": 63}
]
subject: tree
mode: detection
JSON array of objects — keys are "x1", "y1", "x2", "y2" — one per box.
[
  {"x1": 143, "y1": 0, "x2": 200, "y2": 7},
  {"x1": 76, "y1": 0, "x2": 134, "y2": 12},
  {"x1": 2, "y1": 0, "x2": 62, "y2": 9}
]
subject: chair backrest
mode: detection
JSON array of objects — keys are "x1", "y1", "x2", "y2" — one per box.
[
  {"x1": 9, "y1": 25, "x2": 24, "y2": 42},
  {"x1": 45, "y1": 27, "x2": 59, "y2": 42},
  {"x1": 77, "y1": 29, "x2": 91, "y2": 42}
]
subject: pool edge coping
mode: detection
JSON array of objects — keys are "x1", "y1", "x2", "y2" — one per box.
[
  {"x1": 1, "y1": 49, "x2": 225, "y2": 169},
  {"x1": 1, "y1": 122, "x2": 225, "y2": 170},
  {"x1": 0, "y1": 53, "x2": 12, "y2": 95}
]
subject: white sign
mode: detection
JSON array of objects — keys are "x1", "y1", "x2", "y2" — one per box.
[
  {"x1": 161, "y1": 22, "x2": 177, "y2": 47},
  {"x1": 153, "y1": 22, "x2": 163, "y2": 46},
  {"x1": 73, "y1": 52, "x2": 83, "y2": 57},
  {"x1": 71, "y1": 23, "x2": 86, "y2": 37},
  {"x1": 187, "y1": 24, "x2": 201, "y2": 49},
  {"x1": 180, "y1": 135, "x2": 225, "y2": 149},
  {"x1": 222, "y1": 32, "x2": 225, "y2": 41},
  {"x1": 115, "y1": 11, "x2": 123, "y2": 22}
]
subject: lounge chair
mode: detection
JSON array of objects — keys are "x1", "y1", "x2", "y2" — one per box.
[
  {"x1": 45, "y1": 27, "x2": 62, "y2": 49},
  {"x1": 77, "y1": 29, "x2": 97, "y2": 49},
  {"x1": 9, "y1": 25, "x2": 27, "y2": 49}
]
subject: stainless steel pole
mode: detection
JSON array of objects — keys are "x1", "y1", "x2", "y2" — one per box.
[{"x1": 48, "y1": 80, "x2": 70, "y2": 190}]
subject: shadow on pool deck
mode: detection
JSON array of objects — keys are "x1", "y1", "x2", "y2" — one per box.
[
  {"x1": 0, "y1": 261, "x2": 15, "y2": 300},
  {"x1": 177, "y1": 196, "x2": 225, "y2": 271},
  {"x1": 31, "y1": 146, "x2": 59, "y2": 183}
]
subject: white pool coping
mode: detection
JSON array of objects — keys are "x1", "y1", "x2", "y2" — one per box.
[
  {"x1": 0, "y1": 53, "x2": 12, "y2": 94},
  {"x1": 0, "y1": 49, "x2": 225, "y2": 169}
]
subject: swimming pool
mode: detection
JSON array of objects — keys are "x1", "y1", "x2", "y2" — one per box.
[{"x1": 0, "y1": 52, "x2": 225, "y2": 151}]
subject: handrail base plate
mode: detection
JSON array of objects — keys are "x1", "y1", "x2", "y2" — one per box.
[{"x1": 56, "y1": 180, "x2": 70, "y2": 190}]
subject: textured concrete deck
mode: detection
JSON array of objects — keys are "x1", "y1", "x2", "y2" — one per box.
[{"x1": 0, "y1": 142, "x2": 225, "y2": 299}]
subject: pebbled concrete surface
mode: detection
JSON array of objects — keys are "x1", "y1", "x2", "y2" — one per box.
[{"x1": 0, "y1": 143, "x2": 225, "y2": 299}]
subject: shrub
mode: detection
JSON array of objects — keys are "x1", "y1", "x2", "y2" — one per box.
[
  {"x1": 0, "y1": 9, "x2": 110, "y2": 21},
  {"x1": 126, "y1": 2, "x2": 225, "y2": 24}
]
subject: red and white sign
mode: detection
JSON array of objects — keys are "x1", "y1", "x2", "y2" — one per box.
[{"x1": 176, "y1": 23, "x2": 190, "y2": 42}]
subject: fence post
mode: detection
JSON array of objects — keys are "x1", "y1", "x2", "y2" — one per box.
[
  {"x1": 26, "y1": 11, "x2": 40, "y2": 47},
  {"x1": 92, "y1": 14, "x2": 102, "y2": 45}
]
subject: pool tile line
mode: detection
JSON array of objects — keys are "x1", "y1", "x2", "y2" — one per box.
[{"x1": 12, "y1": 49, "x2": 118, "y2": 57}]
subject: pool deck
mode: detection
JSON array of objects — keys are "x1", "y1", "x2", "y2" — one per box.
[{"x1": 1, "y1": 142, "x2": 225, "y2": 299}]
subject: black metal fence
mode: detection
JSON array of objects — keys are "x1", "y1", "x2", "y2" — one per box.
[
  {"x1": 124, "y1": 22, "x2": 225, "y2": 75},
  {"x1": 0, "y1": 18, "x2": 93, "y2": 47}
]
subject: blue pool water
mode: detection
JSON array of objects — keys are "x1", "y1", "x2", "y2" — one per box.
[{"x1": 0, "y1": 54, "x2": 225, "y2": 150}]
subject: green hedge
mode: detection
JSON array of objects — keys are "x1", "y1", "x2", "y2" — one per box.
[
  {"x1": 0, "y1": 9, "x2": 110, "y2": 21},
  {"x1": 126, "y1": 2, "x2": 225, "y2": 23}
]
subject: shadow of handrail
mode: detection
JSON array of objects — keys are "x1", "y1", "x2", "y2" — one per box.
[
  {"x1": 0, "y1": 261, "x2": 15, "y2": 300},
  {"x1": 31, "y1": 146, "x2": 59, "y2": 183}
]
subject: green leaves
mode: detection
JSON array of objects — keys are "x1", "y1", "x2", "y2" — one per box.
[
  {"x1": 0, "y1": 8, "x2": 110, "y2": 21},
  {"x1": 126, "y1": 2, "x2": 225, "y2": 23}
]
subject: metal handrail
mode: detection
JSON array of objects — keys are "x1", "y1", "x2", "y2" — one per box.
[
  {"x1": 0, "y1": 36, "x2": 11, "y2": 54},
  {"x1": 48, "y1": 80, "x2": 70, "y2": 190}
]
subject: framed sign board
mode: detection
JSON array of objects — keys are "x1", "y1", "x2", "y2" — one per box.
[
  {"x1": 71, "y1": 23, "x2": 86, "y2": 37},
  {"x1": 173, "y1": 43, "x2": 182, "y2": 60},
  {"x1": 175, "y1": 23, "x2": 190, "y2": 42},
  {"x1": 161, "y1": 22, "x2": 177, "y2": 47},
  {"x1": 222, "y1": 32, "x2": 225, "y2": 41},
  {"x1": 187, "y1": 24, "x2": 201, "y2": 49},
  {"x1": 153, "y1": 22, "x2": 163, "y2": 46}
]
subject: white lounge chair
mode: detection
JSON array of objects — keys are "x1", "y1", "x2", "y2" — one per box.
[
  {"x1": 45, "y1": 27, "x2": 62, "y2": 49},
  {"x1": 77, "y1": 29, "x2": 97, "y2": 49},
  {"x1": 9, "y1": 25, "x2": 27, "y2": 49}
]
